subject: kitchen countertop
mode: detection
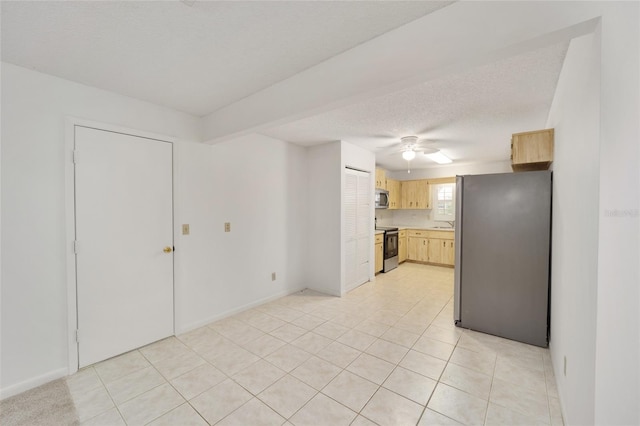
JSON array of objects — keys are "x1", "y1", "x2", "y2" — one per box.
[
  {"x1": 394, "y1": 226, "x2": 455, "y2": 232},
  {"x1": 374, "y1": 226, "x2": 454, "y2": 236}
]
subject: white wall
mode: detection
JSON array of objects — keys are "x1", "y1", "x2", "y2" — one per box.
[
  {"x1": 175, "y1": 134, "x2": 308, "y2": 332},
  {"x1": 174, "y1": 141, "x2": 217, "y2": 333},
  {"x1": 546, "y1": 32, "x2": 600, "y2": 426},
  {"x1": 385, "y1": 160, "x2": 512, "y2": 181},
  {"x1": 0, "y1": 63, "x2": 200, "y2": 397},
  {"x1": 546, "y1": 4, "x2": 640, "y2": 424},
  {"x1": 0, "y1": 64, "x2": 311, "y2": 397},
  {"x1": 594, "y1": 5, "x2": 639, "y2": 424},
  {"x1": 307, "y1": 142, "x2": 342, "y2": 296},
  {"x1": 306, "y1": 141, "x2": 376, "y2": 296}
]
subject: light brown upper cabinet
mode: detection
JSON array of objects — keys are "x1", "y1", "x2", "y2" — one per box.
[
  {"x1": 386, "y1": 178, "x2": 401, "y2": 209},
  {"x1": 511, "y1": 128, "x2": 554, "y2": 171},
  {"x1": 375, "y1": 168, "x2": 387, "y2": 189},
  {"x1": 401, "y1": 180, "x2": 431, "y2": 209}
]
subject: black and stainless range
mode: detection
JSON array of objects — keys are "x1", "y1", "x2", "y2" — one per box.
[{"x1": 376, "y1": 226, "x2": 399, "y2": 272}]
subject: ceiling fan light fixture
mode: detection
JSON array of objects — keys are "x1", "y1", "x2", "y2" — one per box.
[
  {"x1": 400, "y1": 136, "x2": 419, "y2": 145},
  {"x1": 402, "y1": 149, "x2": 416, "y2": 161},
  {"x1": 425, "y1": 152, "x2": 452, "y2": 164}
]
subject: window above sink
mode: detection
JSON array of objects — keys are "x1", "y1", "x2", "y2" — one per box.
[{"x1": 432, "y1": 183, "x2": 456, "y2": 222}]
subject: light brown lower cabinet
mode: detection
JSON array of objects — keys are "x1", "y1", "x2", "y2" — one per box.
[
  {"x1": 429, "y1": 238, "x2": 455, "y2": 266},
  {"x1": 427, "y1": 239, "x2": 443, "y2": 263},
  {"x1": 442, "y1": 240, "x2": 455, "y2": 266},
  {"x1": 375, "y1": 233, "x2": 384, "y2": 273},
  {"x1": 406, "y1": 229, "x2": 454, "y2": 266},
  {"x1": 408, "y1": 237, "x2": 428, "y2": 262},
  {"x1": 398, "y1": 230, "x2": 407, "y2": 263}
]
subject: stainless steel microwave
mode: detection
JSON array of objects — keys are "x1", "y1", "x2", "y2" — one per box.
[{"x1": 375, "y1": 189, "x2": 389, "y2": 209}]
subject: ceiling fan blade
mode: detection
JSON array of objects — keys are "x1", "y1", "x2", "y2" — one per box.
[
  {"x1": 420, "y1": 147, "x2": 440, "y2": 155},
  {"x1": 376, "y1": 145, "x2": 405, "y2": 155},
  {"x1": 375, "y1": 134, "x2": 441, "y2": 157}
]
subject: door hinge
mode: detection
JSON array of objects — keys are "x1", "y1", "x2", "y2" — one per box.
[
  {"x1": 73, "y1": 150, "x2": 79, "y2": 164},
  {"x1": 75, "y1": 329, "x2": 80, "y2": 343},
  {"x1": 74, "y1": 240, "x2": 79, "y2": 254}
]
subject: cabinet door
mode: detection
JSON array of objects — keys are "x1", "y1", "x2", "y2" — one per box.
[
  {"x1": 408, "y1": 237, "x2": 428, "y2": 261},
  {"x1": 375, "y1": 168, "x2": 387, "y2": 189},
  {"x1": 442, "y1": 240, "x2": 455, "y2": 266},
  {"x1": 402, "y1": 180, "x2": 430, "y2": 209},
  {"x1": 511, "y1": 128, "x2": 554, "y2": 170},
  {"x1": 387, "y1": 179, "x2": 400, "y2": 209},
  {"x1": 402, "y1": 181, "x2": 415, "y2": 208},
  {"x1": 407, "y1": 237, "x2": 419, "y2": 260},
  {"x1": 401, "y1": 181, "x2": 409, "y2": 208},
  {"x1": 375, "y1": 242, "x2": 384, "y2": 272},
  {"x1": 427, "y1": 238, "x2": 443, "y2": 263},
  {"x1": 398, "y1": 235, "x2": 407, "y2": 262},
  {"x1": 419, "y1": 238, "x2": 429, "y2": 261},
  {"x1": 415, "y1": 180, "x2": 430, "y2": 209}
]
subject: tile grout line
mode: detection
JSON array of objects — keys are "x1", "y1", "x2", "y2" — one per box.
[
  {"x1": 77, "y1": 265, "x2": 554, "y2": 426},
  {"x1": 137, "y1": 348, "x2": 204, "y2": 426},
  {"x1": 414, "y1": 297, "x2": 458, "y2": 425},
  {"x1": 94, "y1": 352, "x2": 148, "y2": 426},
  {"x1": 138, "y1": 338, "x2": 240, "y2": 426},
  {"x1": 481, "y1": 341, "x2": 499, "y2": 426},
  {"x1": 542, "y1": 352, "x2": 555, "y2": 425}
]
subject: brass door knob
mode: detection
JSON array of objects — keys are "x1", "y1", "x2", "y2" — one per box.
[{"x1": 163, "y1": 246, "x2": 173, "y2": 253}]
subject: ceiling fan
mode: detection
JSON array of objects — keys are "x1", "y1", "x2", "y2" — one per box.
[{"x1": 379, "y1": 136, "x2": 450, "y2": 173}]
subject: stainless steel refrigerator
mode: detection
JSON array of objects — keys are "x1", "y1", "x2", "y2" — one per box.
[{"x1": 454, "y1": 171, "x2": 552, "y2": 347}]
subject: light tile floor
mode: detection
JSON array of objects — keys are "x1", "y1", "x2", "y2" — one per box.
[{"x1": 2, "y1": 263, "x2": 564, "y2": 425}]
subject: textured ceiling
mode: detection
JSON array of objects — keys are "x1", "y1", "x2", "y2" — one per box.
[
  {"x1": 1, "y1": 0, "x2": 451, "y2": 116},
  {"x1": 261, "y1": 42, "x2": 569, "y2": 171},
  {"x1": 2, "y1": 1, "x2": 571, "y2": 172}
]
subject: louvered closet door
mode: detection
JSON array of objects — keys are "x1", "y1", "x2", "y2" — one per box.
[{"x1": 345, "y1": 168, "x2": 371, "y2": 292}]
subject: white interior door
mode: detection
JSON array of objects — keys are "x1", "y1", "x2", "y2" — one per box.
[
  {"x1": 345, "y1": 168, "x2": 371, "y2": 292},
  {"x1": 75, "y1": 126, "x2": 174, "y2": 367}
]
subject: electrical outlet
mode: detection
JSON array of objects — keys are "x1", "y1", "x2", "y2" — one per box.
[
  {"x1": 564, "y1": 356, "x2": 567, "y2": 376},
  {"x1": 271, "y1": 272, "x2": 276, "y2": 281},
  {"x1": 224, "y1": 222, "x2": 231, "y2": 232},
  {"x1": 182, "y1": 224, "x2": 190, "y2": 235}
]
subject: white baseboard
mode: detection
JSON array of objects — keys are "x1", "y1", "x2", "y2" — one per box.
[
  {"x1": 2, "y1": 287, "x2": 310, "y2": 400},
  {"x1": 175, "y1": 286, "x2": 308, "y2": 335},
  {"x1": 0, "y1": 367, "x2": 69, "y2": 401}
]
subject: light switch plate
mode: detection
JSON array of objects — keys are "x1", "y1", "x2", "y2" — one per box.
[
  {"x1": 182, "y1": 224, "x2": 190, "y2": 235},
  {"x1": 224, "y1": 222, "x2": 231, "y2": 232}
]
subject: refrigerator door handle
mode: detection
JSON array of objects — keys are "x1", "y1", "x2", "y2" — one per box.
[{"x1": 454, "y1": 175, "x2": 463, "y2": 323}]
